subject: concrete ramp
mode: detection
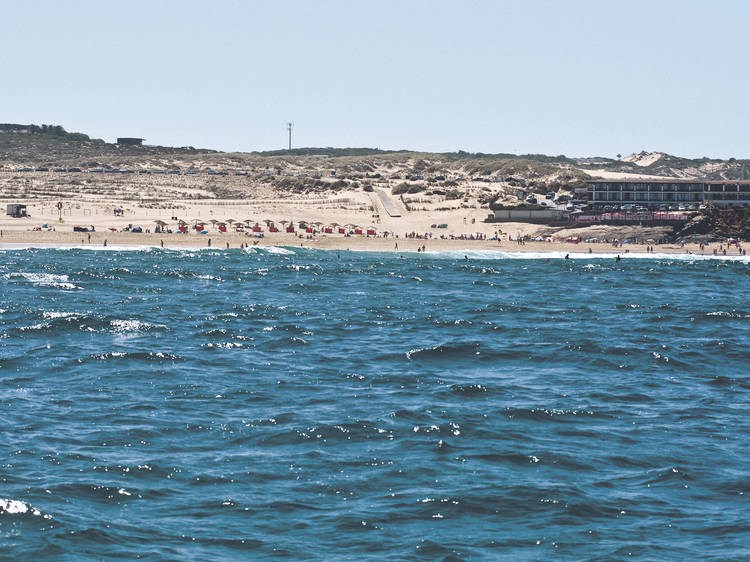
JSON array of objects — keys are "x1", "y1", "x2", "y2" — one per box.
[{"x1": 375, "y1": 189, "x2": 402, "y2": 217}]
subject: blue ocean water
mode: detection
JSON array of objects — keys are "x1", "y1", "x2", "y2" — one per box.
[{"x1": 0, "y1": 246, "x2": 749, "y2": 560}]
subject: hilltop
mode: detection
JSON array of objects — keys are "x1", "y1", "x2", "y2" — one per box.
[{"x1": 580, "y1": 150, "x2": 750, "y2": 181}]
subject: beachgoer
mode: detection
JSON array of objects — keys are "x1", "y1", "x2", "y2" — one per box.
[
  {"x1": 615, "y1": 255, "x2": 621, "y2": 262},
  {"x1": 160, "y1": 240, "x2": 164, "y2": 248},
  {"x1": 103, "y1": 240, "x2": 107, "y2": 247},
  {"x1": 564, "y1": 254, "x2": 569, "y2": 259},
  {"x1": 208, "y1": 238, "x2": 211, "y2": 247}
]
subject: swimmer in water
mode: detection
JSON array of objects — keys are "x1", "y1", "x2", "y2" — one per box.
[{"x1": 615, "y1": 255, "x2": 621, "y2": 262}]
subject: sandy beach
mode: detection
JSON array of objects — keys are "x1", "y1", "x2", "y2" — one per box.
[
  {"x1": 1, "y1": 196, "x2": 743, "y2": 256},
  {"x1": 0, "y1": 223, "x2": 732, "y2": 257}
]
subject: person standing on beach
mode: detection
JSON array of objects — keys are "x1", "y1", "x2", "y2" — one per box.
[{"x1": 208, "y1": 238, "x2": 211, "y2": 247}]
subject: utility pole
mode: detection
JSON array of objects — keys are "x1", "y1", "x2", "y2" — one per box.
[{"x1": 286, "y1": 122, "x2": 293, "y2": 151}]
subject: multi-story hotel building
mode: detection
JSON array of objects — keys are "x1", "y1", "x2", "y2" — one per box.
[{"x1": 588, "y1": 180, "x2": 750, "y2": 207}]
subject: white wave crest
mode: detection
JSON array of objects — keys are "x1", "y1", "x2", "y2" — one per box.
[
  {"x1": 110, "y1": 319, "x2": 167, "y2": 333},
  {"x1": 5, "y1": 272, "x2": 80, "y2": 289},
  {"x1": 263, "y1": 246, "x2": 295, "y2": 255},
  {"x1": 0, "y1": 498, "x2": 48, "y2": 518}
]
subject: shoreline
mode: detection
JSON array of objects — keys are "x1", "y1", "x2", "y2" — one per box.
[{"x1": 0, "y1": 232, "x2": 746, "y2": 260}]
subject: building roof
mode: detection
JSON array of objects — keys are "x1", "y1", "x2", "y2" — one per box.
[{"x1": 589, "y1": 179, "x2": 750, "y2": 185}]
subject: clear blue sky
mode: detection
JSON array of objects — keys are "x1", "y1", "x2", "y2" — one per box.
[{"x1": 2, "y1": 0, "x2": 748, "y2": 158}]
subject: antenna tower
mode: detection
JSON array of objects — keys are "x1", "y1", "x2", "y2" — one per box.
[{"x1": 286, "y1": 122, "x2": 293, "y2": 151}]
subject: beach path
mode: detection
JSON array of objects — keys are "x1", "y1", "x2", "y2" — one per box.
[{"x1": 374, "y1": 189, "x2": 402, "y2": 217}]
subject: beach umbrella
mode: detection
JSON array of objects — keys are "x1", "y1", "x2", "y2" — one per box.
[
  {"x1": 225, "y1": 219, "x2": 236, "y2": 226},
  {"x1": 153, "y1": 220, "x2": 167, "y2": 227},
  {"x1": 209, "y1": 219, "x2": 219, "y2": 226}
]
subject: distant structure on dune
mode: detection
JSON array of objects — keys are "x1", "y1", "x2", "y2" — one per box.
[{"x1": 117, "y1": 137, "x2": 144, "y2": 146}]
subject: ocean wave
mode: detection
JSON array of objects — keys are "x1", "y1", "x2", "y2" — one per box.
[
  {"x1": 0, "y1": 498, "x2": 49, "y2": 518},
  {"x1": 110, "y1": 319, "x2": 168, "y2": 333},
  {"x1": 3, "y1": 243, "x2": 749, "y2": 263},
  {"x1": 85, "y1": 351, "x2": 183, "y2": 363},
  {"x1": 6, "y1": 272, "x2": 80, "y2": 289},
  {"x1": 420, "y1": 250, "x2": 750, "y2": 262},
  {"x1": 406, "y1": 342, "x2": 480, "y2": 360},
  {"x1": 244, "y1": 246, "x2": 295, "y2": 255},
  {"x1": 12, "y1": 315, "x2": 169, "y2": 336}
]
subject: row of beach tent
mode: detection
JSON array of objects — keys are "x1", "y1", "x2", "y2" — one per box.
[{"x1": 144, "y1": 219, "x2": 377, "y2": 235}]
